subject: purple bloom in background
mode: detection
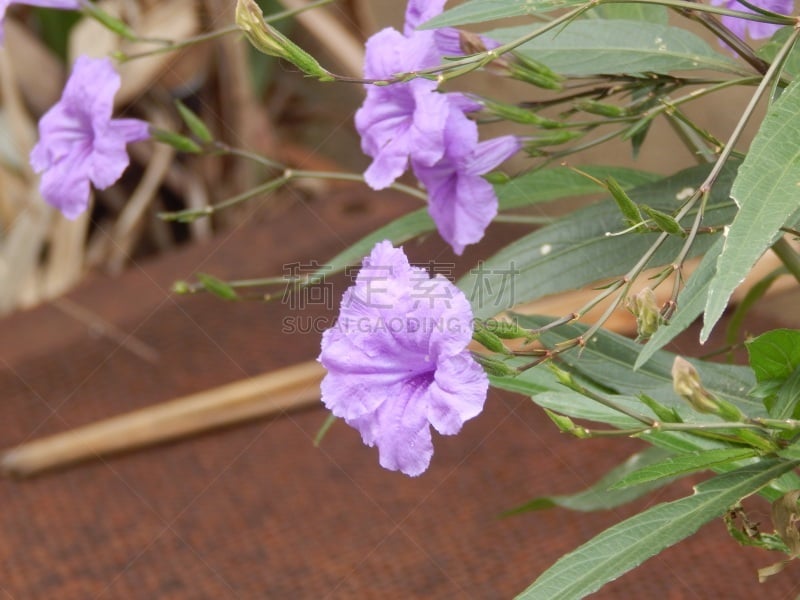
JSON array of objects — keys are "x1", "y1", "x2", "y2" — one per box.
[
  {"x1": 30, "y1": 56, "x2": 150, "y2": 219},
  {"x1": 404, "y1": 0, "x2": 501, "y2": 57},
  {"x1": 0, "y1": 0, "x2": 82, "y2": 43},
  {"x1": 355, "y1": 26, "x2": 451, "y2": 189},
  {"x1": 414, "y1": 132, "x2": 520, "y2": 256},
  {"x1": 709, "y1": 0, "x2": 793, "y2": 40},
  {"x1": 318, "y1": 241, "x2": 488, "y2": 477}
]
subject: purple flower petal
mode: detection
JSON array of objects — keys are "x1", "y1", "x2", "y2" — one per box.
[
  {"x1": 318, "y1": 241, "x2": 488, "y2": 476},
  {"x1": 403, "y1": 0, "x2": 447, "y2": 35},
  {"x1": 29, "y1": 56, "x2": 149, "y2": 219},
  {"x1": 710, "y1": 0, "x2": 793, "y2": 40},
  {"x1": 414, "y1": 135, "x2": 519, "y2": 255}
]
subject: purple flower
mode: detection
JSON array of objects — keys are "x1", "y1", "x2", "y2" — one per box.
[
  {"x1": 318, "y1": 241, "x2": 488, "y2": 476},
  {"x1": 0, "y1": 0, "x2": 82, "y2": 43},
  {"x1": 30, "y1": 55, "x2": 150, "y2": 220},
  {"x1": 413, "y1": 133, "x2": 520, "y2": 256},
  {"x1": 355, "y1": 26, "x2": 452, "y2": 190},
  {"x1": 709, "y1": 0, "x2": 793, "y2": 40}
]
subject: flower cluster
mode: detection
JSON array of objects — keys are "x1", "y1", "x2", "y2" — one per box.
[
  {"x1": 355, "y1": 0, "x2": 519, "y2": 255},
  {"x1": 318, "y1": 241, "x2": 488, "y2": 476},
  {"x1": 30, "y1": 56, "x2": 150, "y2": 219}
]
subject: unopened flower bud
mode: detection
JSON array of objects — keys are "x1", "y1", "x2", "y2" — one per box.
[
  {"x1": 236, "y1": 0, "x2": 333, "y2": 81},
  {"x1": 672, "y1": 356, "x2": 718, "y2": 414},
  {"x1": 626, "y1": 287, "x2": 662, "y2": 340},
  {"x1": 505, "y1": 53, "x2": 563, "y2": 90}
]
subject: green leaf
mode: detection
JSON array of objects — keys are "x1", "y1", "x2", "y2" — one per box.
[
  {"x1": 584, "y1": 3, "x2": 668, "y2": 23},
  {"x1": 726, "y1": 269, "x2": 784, "y2": 347},
  {"x1": 758, "y1": 26, "x2": 800, "y2": 78},
  {"x1": 611, "y1": 448, "x2": 759, "y2": 489},
  {"x1": 746, "y1": 329, "x2": 800, "y2": 419},
  {"x1": 460, "y1": 163, "x2": 737, "y2": 320},
  {"x1": 515, "y1": 315, "x2": 762, "y2": 415},
  {"x1": 635, "y1": 237, "x2": 724, "y2": 369},
  {"x1": 607, "y1": 177, "x2": 643, "y2": 228},
  {"x1": 196, "y1": 273, "x2": 239, "y2": 300},
  {"x1": 488, "y1": 21, "x2": 744, "y2": 76},
  {"x1": 175, "y1": 100, "x2": 213, "y2": 144},
  {"x1": 422, "y1": 0, "x2": 585, "y2": 28},
  {"x1": 702, "y1": 79, "x2": 800, "y2": 341},
  {"x1": 317, "y1": 166, "x2": 657, "y2": 279},
  {"x1": 516, "y1": 460, "x2": 799, "y2": 599},
  {"x1": 497, "y1": 165, "x2": 658, "y2": 212},
  {"x1": 641, "y1": 204, "x2": 685, "y2": 236},
  {"x1": 504, "y1": 446, "x2": 675, "y2": 514}
]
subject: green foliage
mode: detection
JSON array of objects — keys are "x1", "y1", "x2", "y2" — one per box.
[
  {"x1": 504, "y1": 446, "x2": 675, "y2": 514},
  {"x1": 488, "y1": 21, "x2": 744, "y2": 76},
  {"x1": 702, "y1": 79, "x2": 800, "y2": 341},
  {"x1": 460, "y1": 164, "x2": 737, "y2": 320},
  {"x1": 746, "y1": 329, "x2": 800, "y2": 419},
  {"x1": 516, "y1": 460, "x2": 799, "y2": 599},
  {"x1": 422, "y1": 0, "x2": 585, "y2": 28},
  {"x1": 610, "y1": 448, "x2": 759, "y2": 489},
  {"x1": 195, "y1": 273, "x2": 239, "y2": 300}
]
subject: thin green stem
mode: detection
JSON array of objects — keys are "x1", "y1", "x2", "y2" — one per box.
[
  {"x1": 117, "y1": 0, "x2": 336, "y2": 62},
  {"x1": 117, "y1": 25, "x2": 241, "y2": 62},
  {"x1": 771, "y1": 236, "x2": 800, "y2": 285}
]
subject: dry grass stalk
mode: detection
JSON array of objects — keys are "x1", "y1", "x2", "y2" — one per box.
[{"x1": 1, "y1": 360, "x2": 325, "y2": 477}]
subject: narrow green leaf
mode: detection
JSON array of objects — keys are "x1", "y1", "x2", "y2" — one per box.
[
  {"x1": 702, "y1": 79, "x2": 800, "y2": 341},
  {"x1": 488, "y1": 21, "x2": 744, "y2": 76},
  {"x1": 460, "y1": 164, "x2": 736, "y2": 320},
  {"x1": 515, "y1": 315, "x2": 762, "y2": 415},
  {"x1": 607, "y1": 177, "x2": 643, "y2": 228},
  {"x1": 175, "y1": 100, "x2": 213, "y2": 144},
  {"x1": 196, "y1": 273, "x2": 239, "y2": 300},
  {"x1": 516, "y1": 460, "x2": 798, "y2": 599},
  {"x1": 584, "y1": 3, "x2": 668, "y2": 23},
  {"x1": 504, "y1": 446, "x2": 674, "y2": 515},
  {"x1": 497, "y1": 165, "x2": 658, "y2": 212},
  {"x1": 758, "y1": 26, "x2": 800, "y2": 78},
  {"x1": 421, "y1": 0, "x2": 584, "y2": 28},
  {"x1": 641, "y1": 204, "x2": 685, "y2": 236},
  {"x1": 611, "y1": 448, "x2": 759, "y2": 489}
]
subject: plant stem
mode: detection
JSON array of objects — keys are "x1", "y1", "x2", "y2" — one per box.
[{"x1": 771, "y1": 236, "x2": 800, "y2": 285}]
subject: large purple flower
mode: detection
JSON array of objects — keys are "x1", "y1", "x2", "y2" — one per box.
[
  {"x1": 709, "y1": 0, "x2": 793, "y2": 40},
  {"x1": 413, "y1": 132, "x2": 520, "y2": 256},
  {"x1": 30, "y1": 55, "x2": 150, "y2": 219},
  {"x1": 318, "y1": 241, "x2": 488, "y2": 476},
  {"x1": 0, "y1": 0, "x2": 82, "y2": 43}
]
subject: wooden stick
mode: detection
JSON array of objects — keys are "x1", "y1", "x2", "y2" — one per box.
[{"x1": 1, "y1": 361, "x2": 325, "y2": 478}]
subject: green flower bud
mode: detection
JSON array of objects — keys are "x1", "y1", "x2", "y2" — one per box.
[
  {"x1": 626, "y1": 287, "x2": 663, "y2": 341},
  {"x1": 236, "y1": 0, "x2": 334, "y2": 81},
  {"x1": 672, "y1": 356, "x2": 718, "y2": 413}
]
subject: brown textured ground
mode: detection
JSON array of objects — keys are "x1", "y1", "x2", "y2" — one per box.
[{"x1": 1, "y1": 186, "x2": 799, "y2": 599}]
